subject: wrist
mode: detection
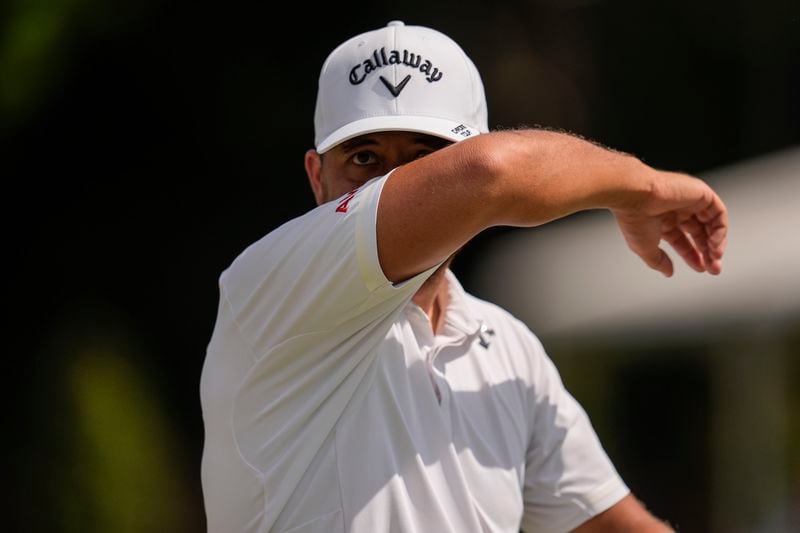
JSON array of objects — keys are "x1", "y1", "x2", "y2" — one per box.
[{"x1": 603, "y1": 156, "x2": 656, "y2": 214}]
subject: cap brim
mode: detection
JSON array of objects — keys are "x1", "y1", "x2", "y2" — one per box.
[{"x1": 315, "y1": 115, "x2": 481, "y2": 154}]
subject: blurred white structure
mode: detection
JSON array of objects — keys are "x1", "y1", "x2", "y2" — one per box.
[{"x1": 472, "y1": 145, "x2": 800, "y2": 533}]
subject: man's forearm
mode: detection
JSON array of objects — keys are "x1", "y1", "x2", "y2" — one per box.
[
  {"x1": 378, "y1": 128, "x2": 726, "y2": 282},
  {"x1": 472, "y1": 128, "x2": 654, "y2": 227}
]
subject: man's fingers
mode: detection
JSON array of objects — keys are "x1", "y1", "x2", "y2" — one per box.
[
  {"x1": 653, "y1": 248, "x2": 674, "y2": 277},
  {"x1": 706, "y1": 215, "x2": 728, "y2": 260},
  {"x1": 699, "y1": 210, "x2": 727, "y2": 273},
  {"x1": 705, "y1": 216, "x2": 726, "y2": 275},
  {"x1": 664, "y1": 226, "x2": 705, "y2": 272},
  {"x1": 697, "y1": 193, "x2": 727, "y2": 225},
  {"x1": 698, "y1": 191, "x2": 729, "y2": 262},
  {"x1": 636, "y1": 245, "x2": 674, "y2": 277},
  {"x1": 678, "y1": 217, "x2": 708, "y2": 250},
  {"x1": 618, "y1": 176, "x2": 728, "y2": 277},
  {"x1": 618, "y1": 214, "x2": 675, "y2": 277}
]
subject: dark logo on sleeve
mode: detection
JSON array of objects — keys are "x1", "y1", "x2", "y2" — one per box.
[{"x1": 349, "y1": 47, "x2": 443, "y2": 97}]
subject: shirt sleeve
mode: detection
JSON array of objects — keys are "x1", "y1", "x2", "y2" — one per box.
[
  {"x1": 520, "y1": 343, "x2": 630, "y2": 533},
  {"x1": 220, "y1": 170, "x2": 429, "y2": 354}
]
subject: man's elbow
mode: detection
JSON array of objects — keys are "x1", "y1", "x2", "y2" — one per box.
[{"x1": 448, "y1": 133, "x2": 517, "y2": 214}]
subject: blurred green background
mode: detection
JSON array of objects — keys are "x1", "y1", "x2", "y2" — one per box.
[{"x1": 4, "y1": 1, "x2": 798, "y2": 531}]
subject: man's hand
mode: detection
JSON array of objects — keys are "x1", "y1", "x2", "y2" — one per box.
[{"x1": 612, "y1": 170, "x2": 728, "y2": 277}]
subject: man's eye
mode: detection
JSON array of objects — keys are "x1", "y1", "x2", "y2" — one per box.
[{"x1": 352, "y1": 151, "x2": 378, "y2": 166}]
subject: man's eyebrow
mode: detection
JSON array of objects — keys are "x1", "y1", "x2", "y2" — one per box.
[{"x1": 340, "y1": 138, "x2": 379, "y2": 152}]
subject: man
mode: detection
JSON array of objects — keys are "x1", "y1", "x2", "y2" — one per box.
[{"x1": 200, "y1": 21, "x2": 727, "y2": 533}]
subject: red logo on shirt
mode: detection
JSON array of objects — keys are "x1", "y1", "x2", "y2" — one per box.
[{"x1": 336, "y1": 188, "x2": 358, "y2": 213}]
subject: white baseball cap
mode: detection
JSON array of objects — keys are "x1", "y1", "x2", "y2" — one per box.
[{"x1": 313, "y1": 20, "x2": 489, "y2": 153}]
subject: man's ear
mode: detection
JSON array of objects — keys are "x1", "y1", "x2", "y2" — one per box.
[{"x1": 304, "y1": 149, "x2": 325, "y2": 205}]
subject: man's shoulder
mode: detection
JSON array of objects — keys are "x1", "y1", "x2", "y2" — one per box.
[
  {"x1": 222, "y1": 201, "x2": 342, "y2": 275},
  {"x1": 224, "y1": 176, "x2": 388, "y2": 275}
]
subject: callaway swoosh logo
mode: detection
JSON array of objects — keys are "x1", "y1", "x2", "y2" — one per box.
[{"x1": 379, "y1": 74, "x2": 411, "y2": 97}]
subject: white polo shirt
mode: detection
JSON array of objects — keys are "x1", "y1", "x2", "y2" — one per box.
[{"x1": 200, "y1": 173, "x2": 629, "y2": 533}]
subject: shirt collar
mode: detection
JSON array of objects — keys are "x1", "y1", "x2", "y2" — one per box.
[
  {"x1": 405, "y1": 269, "x2": 495, "y2": 352},
  {"x1": 439, "y1": 269, "x2": 483, "y2": 337}
]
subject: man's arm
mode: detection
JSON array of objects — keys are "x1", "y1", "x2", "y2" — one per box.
[
  {"x1": 377, "y1": 128, "x2": 728, "y2": 282},
  {"x1": 572, "y1": 494, "x2": 675, "y2": 532}
]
